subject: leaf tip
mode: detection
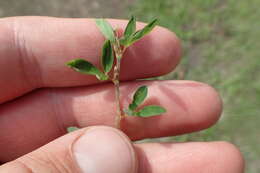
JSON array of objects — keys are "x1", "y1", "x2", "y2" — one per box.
[
  {"x1": 67, "y1": 126, "x2": 79, "y2": 133},
  {"x1": 66, "y1": 59, "x2": 76, "y2": 67},
  {"x1": 65, "y1": 58, "x2": 82, "y2": 68}
]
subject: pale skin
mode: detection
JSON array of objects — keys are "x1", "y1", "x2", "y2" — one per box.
[{"x1": 0, "y1": 17, "x2": 244, "y2": 172}]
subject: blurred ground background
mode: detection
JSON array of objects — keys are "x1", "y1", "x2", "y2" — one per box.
[{"x1": 0, "y1": 0, "x2": 259, "y2": 172}]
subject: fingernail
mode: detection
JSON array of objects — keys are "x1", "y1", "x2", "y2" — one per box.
[{"x1": 73, "y1": 126, "x2": 137, "y2": 173}]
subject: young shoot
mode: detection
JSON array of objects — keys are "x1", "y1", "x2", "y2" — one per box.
[{"x1": 66, "y1": 16, "x2": 166, "y2": 129}]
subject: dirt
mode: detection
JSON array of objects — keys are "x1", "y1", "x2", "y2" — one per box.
[{"x1": 0, "y1": 0, "x2": 133, "y2": 18}]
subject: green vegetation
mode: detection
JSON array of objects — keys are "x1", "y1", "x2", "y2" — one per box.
[
  {"x1": 67, "y1": 17, "x2": 166, "y2": 128},
  {"x1": 129, "y1": 0, "x2": 260, "y2": 172}
]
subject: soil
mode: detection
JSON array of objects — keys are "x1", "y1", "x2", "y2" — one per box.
[{"x1": 0, "y1": 0, "x2": 133, "y2": 18}]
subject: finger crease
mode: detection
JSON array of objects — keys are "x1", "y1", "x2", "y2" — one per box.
[
  {"x1": 11, "y1": 19, "x2": 43, "y2": 89},
  {"x1": 15, "y1": 159, "x2": 34, "y2": 173},
  {"x1": 48, "y1": 89, "x2": 68, "y2": 135}
]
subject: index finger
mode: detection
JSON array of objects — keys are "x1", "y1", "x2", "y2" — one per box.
[{"x1": 0, "y1": 16, "x2": 181, "y2": 103}]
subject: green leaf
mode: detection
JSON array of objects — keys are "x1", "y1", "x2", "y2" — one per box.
[
  {"x1": 66, "y1": 59, "x2": 108, "y2": 81},
  {"x1": 124, "y1": 16, "x2": 136, "y2": 38},
  {"x1": 122, "y1": 19, "x2": 158, "y2": 47},
  {"x1": 129, "y1": 102, "x2": 138, "y2": 111},
  {"x1": 129, "y1": 85, "x2": 148, "y2": 111},
  {"x1": 101, "y1": 40, "x2": 114, "y2": 74},
  {"x1": 131, "y1": 19, "x2": 158, "y2": 43},
  {"x1": 136, "y1": 105, "x2": 166, "y2": 117},
  {"x1": 119, "y1": 37, "x2": 129, "y2": 46},
  {"x1": 96, "y1": 19, "x2": 115, "y2": 42},
  {"x1": 67, "y1": 126, "x2": 79, "y2": 133}
]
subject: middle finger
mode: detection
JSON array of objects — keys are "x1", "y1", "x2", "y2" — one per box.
[{"x1": 0, "y1": 80, "x2": 222, "y2": 161}]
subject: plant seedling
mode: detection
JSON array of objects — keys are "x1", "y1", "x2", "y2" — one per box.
[{"x1": 66, "y1": 16, "x2": 166, "y2": 129}]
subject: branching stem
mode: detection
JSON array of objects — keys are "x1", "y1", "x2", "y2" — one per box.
[
  {"x1": 113, "y1": 37, "x2": 125, "y2": 129},
  {"x1": 113, "y1": 58, "x2": 122, "y2": 128}
]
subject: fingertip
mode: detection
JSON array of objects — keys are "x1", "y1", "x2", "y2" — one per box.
[
  {"x1": 193, "y1": 82, "x2": 223, "y2": 128},
  {"x1": 153, "y1": 26, "x2": 182, "y2": 75},
  {"x1": 174, "y1": 81, "x2": 222, "y2": 130},
  {"x1": 208, "y1": 141, "x2": 245, "y2": 173},
  {"x1": 135, "y1": 141, "x2": 244, "y2": 173},
  {"x1": 117, "y1": 80, "x2": 223, "y2": 139}
]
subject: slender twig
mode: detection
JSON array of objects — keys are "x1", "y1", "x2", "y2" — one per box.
[
  {"x1": 113, "y1": 58, "x2": 122, "y2": 128},
  {"x1": 112, "y1": 36, "x2": 126, "y2": 128}
]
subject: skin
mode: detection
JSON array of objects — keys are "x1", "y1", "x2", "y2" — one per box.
[{"x1": 0, "y1": 17, "x2": 244, "y2": 172}]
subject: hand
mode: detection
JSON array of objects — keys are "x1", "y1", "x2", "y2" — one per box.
[{"x1": 0, "y1": 17, "x2": 244, "y2": 173}]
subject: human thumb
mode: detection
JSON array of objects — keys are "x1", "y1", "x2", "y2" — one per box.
[{"x1": 0, "y1": 126, "x2": 138, "y2": 173}]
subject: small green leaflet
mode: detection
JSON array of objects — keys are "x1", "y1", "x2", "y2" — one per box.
[
  {"x1": 96, "y1": 19, "x2": 115, "y2": 42},
  {"x1": 67, "y1": 126, "x2": 79, "y2": 133},
  {"x1": 66, "y1": 58, "x2": 108, "y2": 81},
  {"x1": 136, "y1": 105, "x2": 166, "y2": 117},
  {"x1": 124, "y1": 16, "x2": 136, "y2": 38},
  {"x1": 101, "y1": 40, "x2": 114, "y2": 74},
  {"x1": 129, "y1": 85, "x2": 148, "y2": 111},
  {"x1": 130, "y1": 19, "x2": 158, "y2": 45},
  {"x1": 125, "y1": 85, "x2": 167, "y2": 117},
  {"x1": 120, "y1": 16, "x2": 136, "y2": 46},
  {"x1": 120, "y1": 18, "x2": 158, "y2": 47}
]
